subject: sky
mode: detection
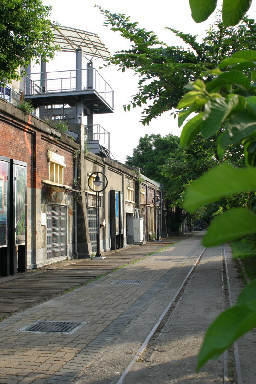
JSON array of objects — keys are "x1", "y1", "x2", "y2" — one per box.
[{"x1": 41, "y1": 0, "x2": 256, "y2": 163}]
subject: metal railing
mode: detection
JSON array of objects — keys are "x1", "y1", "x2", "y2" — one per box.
[
  {"x1": 0, "y1": 85, "x2": 21, "y2": 107},
  {"x1": 25, "y1": 68, "x2": 114, "y2": 109},
  {"x1": 86, "y1": 124, "x2": 110, "y2": 151}
]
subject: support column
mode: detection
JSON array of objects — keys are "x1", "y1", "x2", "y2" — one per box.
[
  {"x1": 30, "y1": 133, "x2": 37, "y2": 269},
  {"x1": 87, "y1": 61, "x2": 93, "y2": 89},
  {"x1": 40, "y1": 60, "x2": 47, "y2": 93},
  {"x1": 76, "y1": 123, "x2": 92, "y2": 257},
  {"x1": 24, "y1": 62, "x2": 31, "y2": 95},
  {"x1": 87, "y1": 114, "x2": 94, "y2": 141},
  {"x1": 75, "y1": 49, "x2": 84, "y2": 125},
  {"x1": 39, "y1": 59, "x2": 47, "y2": 119},
  {"x1": 76, "y1": 49, "x2": 83, "y2": 91},
  {"x1": 102, "y1": 164, "x2": 108, "y2": 251}
]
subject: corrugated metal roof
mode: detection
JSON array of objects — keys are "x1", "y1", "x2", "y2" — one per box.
[{"x1": 51, "y1": 25, "x2": 111, "y2": 60}]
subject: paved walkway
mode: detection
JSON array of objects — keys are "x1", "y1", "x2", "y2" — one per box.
[
  {"x1": 0, "y1": 238, "x2": 185, "y2": 320},
  {"x1": 0, "y1": 233, "x2": 254, "y2": 384}
]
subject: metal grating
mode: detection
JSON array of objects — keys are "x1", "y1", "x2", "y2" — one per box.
[
  {"x1": 111, "y1": 280, "x2": 143, "y2": 285},
  {"x1": 87, "y1": 207, "x2": 97, "y2": 253},
  {"x1": 47, "y1": 205, "x2": 67, "y2": 259},
  {"x1": 21, "y1": 321, "x2": 84, "y2": 334}
]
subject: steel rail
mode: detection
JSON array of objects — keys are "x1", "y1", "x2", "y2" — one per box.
[
  {"x1": 222, "y1": 245, "x2": 243, "y2": 384},
  {"x1": 116, "y1": 246, "x2": 206, "y2": 384}
]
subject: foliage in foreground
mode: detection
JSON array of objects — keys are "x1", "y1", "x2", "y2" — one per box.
[
  {"x1": 189, "y1": 0, "x2": 253, "y2": 26},
  {"x1": 0, "y1": 0, "x2": 57, "y2": 84},
  {"x1": 178, "y1": 49, "x2": 256, "y2": 369},
  {"x1": 183, "y1": 1, "x2": 256, "y2": 370}
]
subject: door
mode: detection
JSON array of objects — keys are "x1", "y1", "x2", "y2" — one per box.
[
  {"x1": 47, "y1": 204, "x2": 67, "y2": 258},
  {"x1": 87, "y1": 207, "x2": 97, "y2": 253}
]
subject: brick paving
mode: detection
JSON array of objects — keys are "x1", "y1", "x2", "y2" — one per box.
[
  {"x1": 0, "y1": 234, "x2": 206, "y2": 384},
  {"x1": 0, "y1": 238, "x2": 189, "y2": 320}
]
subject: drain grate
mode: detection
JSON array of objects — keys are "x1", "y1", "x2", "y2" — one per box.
[
  {"x1": 111, "y1": 279, "x2": 143, "y2": 285},
  {"x1": 20, "y1": 321, "x2": 84, "y2": 334}
]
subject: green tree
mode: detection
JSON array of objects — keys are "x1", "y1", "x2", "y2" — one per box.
[
  {"x1": 126, "y1": 134, "x2": 221, "y2": 231},
  {"x1": 126, "y1": 134, "x2": 180, "y2": 183},
  {"x1": 100, "y1": 7, "x2": 256, "y2": 125},
  {"x1": 162, "y1": 135, "x2": 217, "y2": 203},
  {"x1": 0, "y1": 0, "x2": 57, "y2": 84}
]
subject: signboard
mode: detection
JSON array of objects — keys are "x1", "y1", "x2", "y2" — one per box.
[
  {"x1": 119, "y1": 192, "x2": 124, "y2": 235},
  {"x1": 15, "y1": 164, "x2": 27, "y2": 245},
  {"x1": 115, "y1": 191, "x2": 119, "y2": 235},
  {"x1": 0, "y1": 160, "x2": 8, "y2": 247}
]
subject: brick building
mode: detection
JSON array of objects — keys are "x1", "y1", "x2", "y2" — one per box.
[
  {"x1": 0, "y1": 25, "x2": 164, "y2": 276},
  {"x1": 0, "y1": 99, "x2": 163, "y2": 275},
  {"x1": 0, "y1": 99, "x2": 79, "y2": 275}
]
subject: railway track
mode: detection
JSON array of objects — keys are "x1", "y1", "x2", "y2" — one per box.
[{"x1": 114, "y1": 245, "x2": 243, "y2": 384}]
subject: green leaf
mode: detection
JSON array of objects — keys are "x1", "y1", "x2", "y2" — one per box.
[
  {"x1": 207, "y1": 71, "x2": 251, "y2": 92},
  {"x1": 246, "y1": 96, "x2": 256, "y2": 117},
  {"x1": 183, "y1": 164, "x2": 256, "y2": 212},
  {"x1": 222, "y1": 0, "x2": 252, "y2": 26},
  {"x1": 178, "y1": 95, "x2": 208, "y2": 127},
  {"x1": 178, "y1": 109, "x2": 192, "y2": 127},
  {"x1": 177, "y1": 91, "x2": 207, "y2": 109},
  {"x1": 197, "y1": 301, "x2": 256, "y2": 370},
  {"x1": 184, "y1": 79, "x2": 206, "y2": 92},
  {"x1": 192, "y1": 79, "x2": 206, "y2": 92},
  {"x1": 189, "y1": 0, "x2": 217, "y2": 23},
  {"x1": 232, "y1": 49, "x2": 256, "y2": 61},
  {"x1": 226, "y1": 94, "x2": 246, "y2": 115},
  {"x1": 217, "y1": 123, "x2": 256, "y2": 159},
  {"x1": 244, "y1": 137, "x2": 256, "y2": 166},
  {"x1": 219, "y1": 57, "x2": 250, "y2": 69},
  {"x1": 201, "y1": 98, "x2": 227, "y2": 139},
  {"x1": 218, "y1": 108, "x2": 256, "y2": 157},
  {"x1": 180, "y1": 113, "x2": 203, "y2": 148},
  {"x1": 252, "y1": 70, "x2": 256, "y2": 81},
  {"x1": 203, "y1": 208, "x2": 256, "y2": 246}
]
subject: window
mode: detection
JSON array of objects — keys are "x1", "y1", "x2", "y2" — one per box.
[
  {"x1": 127, "y1": 187, "x2": 135, "y2": 202},
  {"x1": 88, "y1": 174, "x2": 97, "y2": 191},
  {"x1": 48, "y1": 151, "x2": 66, "y2": 185},
  {"x1": 87, "y1": 193, "x2": 101, "y2": 208},
  {"x1": 0, "y1": 85, "x2": 11, "y2": 102},
  {"x1": 149, "y1": 206, "x2": 154, "y2": 233},
  {"x1": 49, "y1": 162, "x2": 64, "y2": 184},
  {"x1": 140, "y1": 189, "x2": 146, "y2": 205}
]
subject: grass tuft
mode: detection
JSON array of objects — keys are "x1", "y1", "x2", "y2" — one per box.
[{"x1": 231, "y1": 237, "x2": 256, "y2": 281}]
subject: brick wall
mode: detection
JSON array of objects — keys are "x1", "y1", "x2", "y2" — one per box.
[{"x1": 0, "y1": 99, "x2": 78, "y2": 189}]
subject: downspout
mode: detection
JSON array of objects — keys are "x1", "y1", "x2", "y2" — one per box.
[{"x1": 73, "y1": 154, "x2": 78, "y2": 258}]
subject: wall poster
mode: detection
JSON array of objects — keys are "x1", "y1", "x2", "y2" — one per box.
[
  {"x1": 0, "y1": 160, "x2": 8, "y2": 247},
  {"x1": 119, "y1": 192, "x2": 124, "y2": 235},
  {"x1": 115, "y1": 191, "x2": 119, "y2": 235},
  {"x1": 15, "y1": 164, "x2": 27, "y2": 245}
]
